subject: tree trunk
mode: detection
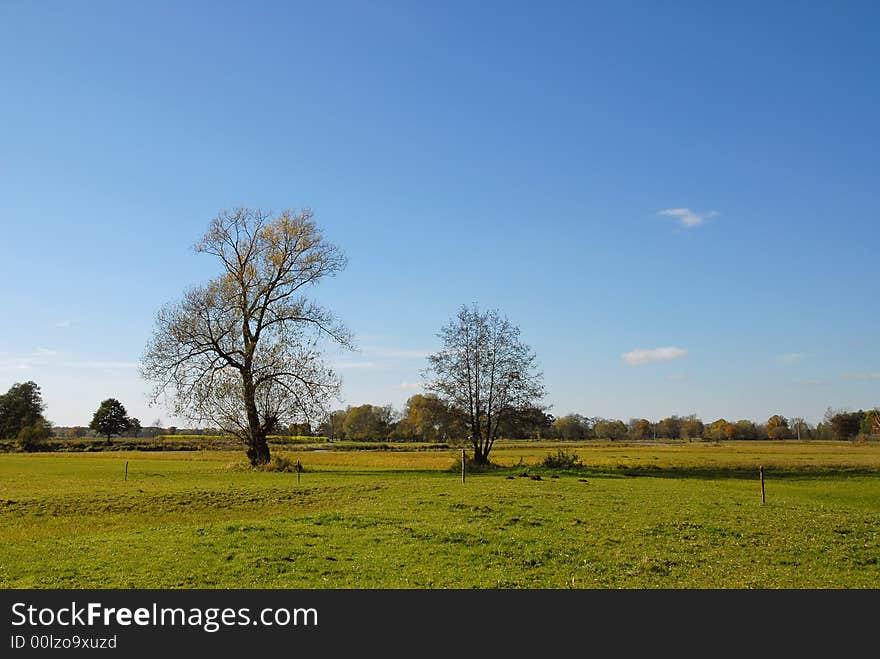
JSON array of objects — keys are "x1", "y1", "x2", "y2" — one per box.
[
  {"x1": 247, "y1": 431, "x2": 271, "y2": 466},
  {"x1": 242, "y1": 370, "x2": 270, "y2": 466}
]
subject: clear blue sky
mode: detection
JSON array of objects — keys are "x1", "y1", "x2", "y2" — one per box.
[{"x1": 1, "y1": 1, "x2": 877, "y2": 427}]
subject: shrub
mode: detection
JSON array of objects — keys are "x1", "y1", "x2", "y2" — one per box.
[
  {"x1": 255, "y1": 455, "x2": 300, "y2": 472},
  {"x1": 542, "y1": 449, "x2": 582, "y2": 469},
  {"x1": 17, "y1": 420, "x2": 50, "y2": 452}
]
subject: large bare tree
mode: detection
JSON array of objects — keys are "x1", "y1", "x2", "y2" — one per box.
[
  {"x1": 423, "y1": 305, "x2": 545, "y2": 465},
  {"x1": 141, "y1": 207, "x2": 351, "y2": 466}
]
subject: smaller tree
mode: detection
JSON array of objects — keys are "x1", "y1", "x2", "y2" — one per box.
[
  {"x1": 90, "y1": 399, "x2": 135, "y2": 442},
  {"x1": 423, "y1": 305, "x2": 545, "y2": 464}
]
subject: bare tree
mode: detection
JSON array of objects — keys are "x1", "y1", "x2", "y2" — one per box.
[
  {"x1": 423, "y1": 304, "x2": 545, "y2": 465},
  {"x1": 141, "y1": 208, "x2": 351, "y2": 466}
]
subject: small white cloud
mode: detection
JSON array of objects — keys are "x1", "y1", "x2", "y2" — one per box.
[
  {"x1": 797, "y1": 379, "x2": 829, "y2": 386},
  {"x1": 657, "y1": 208, "x2": 718, "y2": 228},
  {"x1": 623, "y1": 347, "x2": 688, "y2": 366},
  {"x1": 0, "y1": 360, "x2": 31, "y2": 371},
  {"x1": 778, "y1": 353, "x2": 808, "y2": 364},
  {"x1": 666, "y1": 374, "x2": 688, "y2": 381},
  {"x1": 34, "y1": 347, "x2": 57, "y2": 357},
  {"x1": 841, "y1": 373, "x2": 880, "y2": 380},
  {"x1": 399, "y1": 381, "x2": 422, "y2": 390}
]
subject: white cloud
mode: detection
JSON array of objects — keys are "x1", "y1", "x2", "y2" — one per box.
[
  {"x1": 399, "y1": 381, "x2": 422, "y2": 390},
  {"x1": 623, "y1": 347, "x2": 688, "y2": 366},
  {"x1": 0, "y1": 358, "x2": 32, "y2": 371},
  {"x1": 666, "y1": 374, "x2": 689, "y2": 381},
  {"x1": 841, "y1": 373, "x2": 880, "y2": 380},
  {"x1": 34, "y1": 347, "x2": 57, "y2": 357},
  {"x1": 797, "y1": 379, "x2": 829, "y2": 386},
  {"x1": 657, "y1": 208, "x2": 718, "y2": 228}
]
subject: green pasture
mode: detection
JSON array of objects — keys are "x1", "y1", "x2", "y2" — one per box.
[{"x1": 1, "y1": 441, "x2": 878, "y2": 588}]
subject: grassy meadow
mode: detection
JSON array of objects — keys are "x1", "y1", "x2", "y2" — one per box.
[{"x1": 1, "y1": 441, "x2": 878, "y2": 588}]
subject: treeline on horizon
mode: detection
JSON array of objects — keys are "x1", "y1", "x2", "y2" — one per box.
[
  {"x1": 3, "y1": 382, "x2": 879, "y2": 447},
  {"x1": 310, "y1": 395, "x2": 879, "y2": 443}
]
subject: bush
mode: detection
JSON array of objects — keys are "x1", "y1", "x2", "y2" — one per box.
[
  {"x1": 256, "y1": 455, "x2": 303, "y2": 473},
  {"x1": 542, "y1": 449, "x2": 582, "y2": 469},
  {"x1": 17, "y1": 420, "x2": 50, "y2": 452}
]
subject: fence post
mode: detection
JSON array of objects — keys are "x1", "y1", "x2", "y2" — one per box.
[{"x1": 759, "y1": 466, "x2": 765, "y2": 504}]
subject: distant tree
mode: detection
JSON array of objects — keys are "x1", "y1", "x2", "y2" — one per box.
[
  {"x1": 424, "y1": 304, "x2": 545, "y2": 465},
  {"x1": 867, "y1": 409, "x2": 880, "y2": 436},
  {"x1": 17, "y1": 419, "x2": 51, "y2": 452},
  {"x1": 497, "y1": 405, "x2": 552, "y2": 440},
  {"x1": 342, "y1": 404, "x2": 386, "y2": 441},
  {"x1": 141, "y1": 207, "x2": 352, "y2": 467},
  {"x1": 789, "y1": 417, "x2": 811, "y2": 440},
  {"x1": 814, "y1": 422, "x2": 832, "y2": 441},
  {"x1": 287, "y1": 422, "x2": 312, "y2": 436},
  {"x1": 679, "y1": 416, "x2": 704, "y2": 441},
  {"x1": 551, "y1": 414, "x2": 589, "y2": 441},
  {"x1": 398, "y1": 394, "x2": 462, "y2": 442},
  {"x1": 89, "y1": 399, "x2": 135, "y2": 441},
  {"x1": 630, "y1": 419, "x2": 653, "y2": 440},
  {"x1": 125, "y1": 417, "x2": 142, "y2": 438},
  {"x1": 705, "y1": 419, "x2": 729, "y2": 441},
  {"x1": 733, "y1": 420, "x2": 758, "y2": 440},
  {"x1": 317, "y1": 409, "x2": 348, "y2": 440},
  {"x1": 594, "y1": 419, "x2": 628, "y2": 441},
  {"x1": 824, "y1": 408, "x2": 862, "y2": 440},
  {"x1": 656, "y1": 416, "x2": 681, "y2": 439},
  {"x1": 0, "y1": 381, "x2": 48, "y2": 440},
  {"x1": 766, "y1": 415, "x2": 790, "y2": 440}
]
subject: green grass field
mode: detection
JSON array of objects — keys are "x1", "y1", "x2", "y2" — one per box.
[{"x1": 1, "y1": 441, "x2": 878, "y2": 588}]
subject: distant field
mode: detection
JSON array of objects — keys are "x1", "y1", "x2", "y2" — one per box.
[{"x1": 1, "y1": 441, "x2": 878, "y2": 588}]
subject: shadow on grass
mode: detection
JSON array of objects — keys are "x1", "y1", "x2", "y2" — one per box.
[
  {"x1": 283, "y1": 464, "x2": 880, "y2": 481},
  {"x1": 538, "y1": 465, "x2": 880, "y2": 481}
]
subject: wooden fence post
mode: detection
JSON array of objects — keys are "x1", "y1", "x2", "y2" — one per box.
[
  {"x1": 759, "y1": 465, "x2": 765, "y2": 504},
  {"x1": 461, "y1": 449, "x2": 466, "y2": 484},
  {"x1": 124, "y1": 461, "x2": 129, "y2": 481}
]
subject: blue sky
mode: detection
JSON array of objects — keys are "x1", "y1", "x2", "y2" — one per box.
[{"x1": 1, "y1": 1, "x2": 877, "y2": 426}]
